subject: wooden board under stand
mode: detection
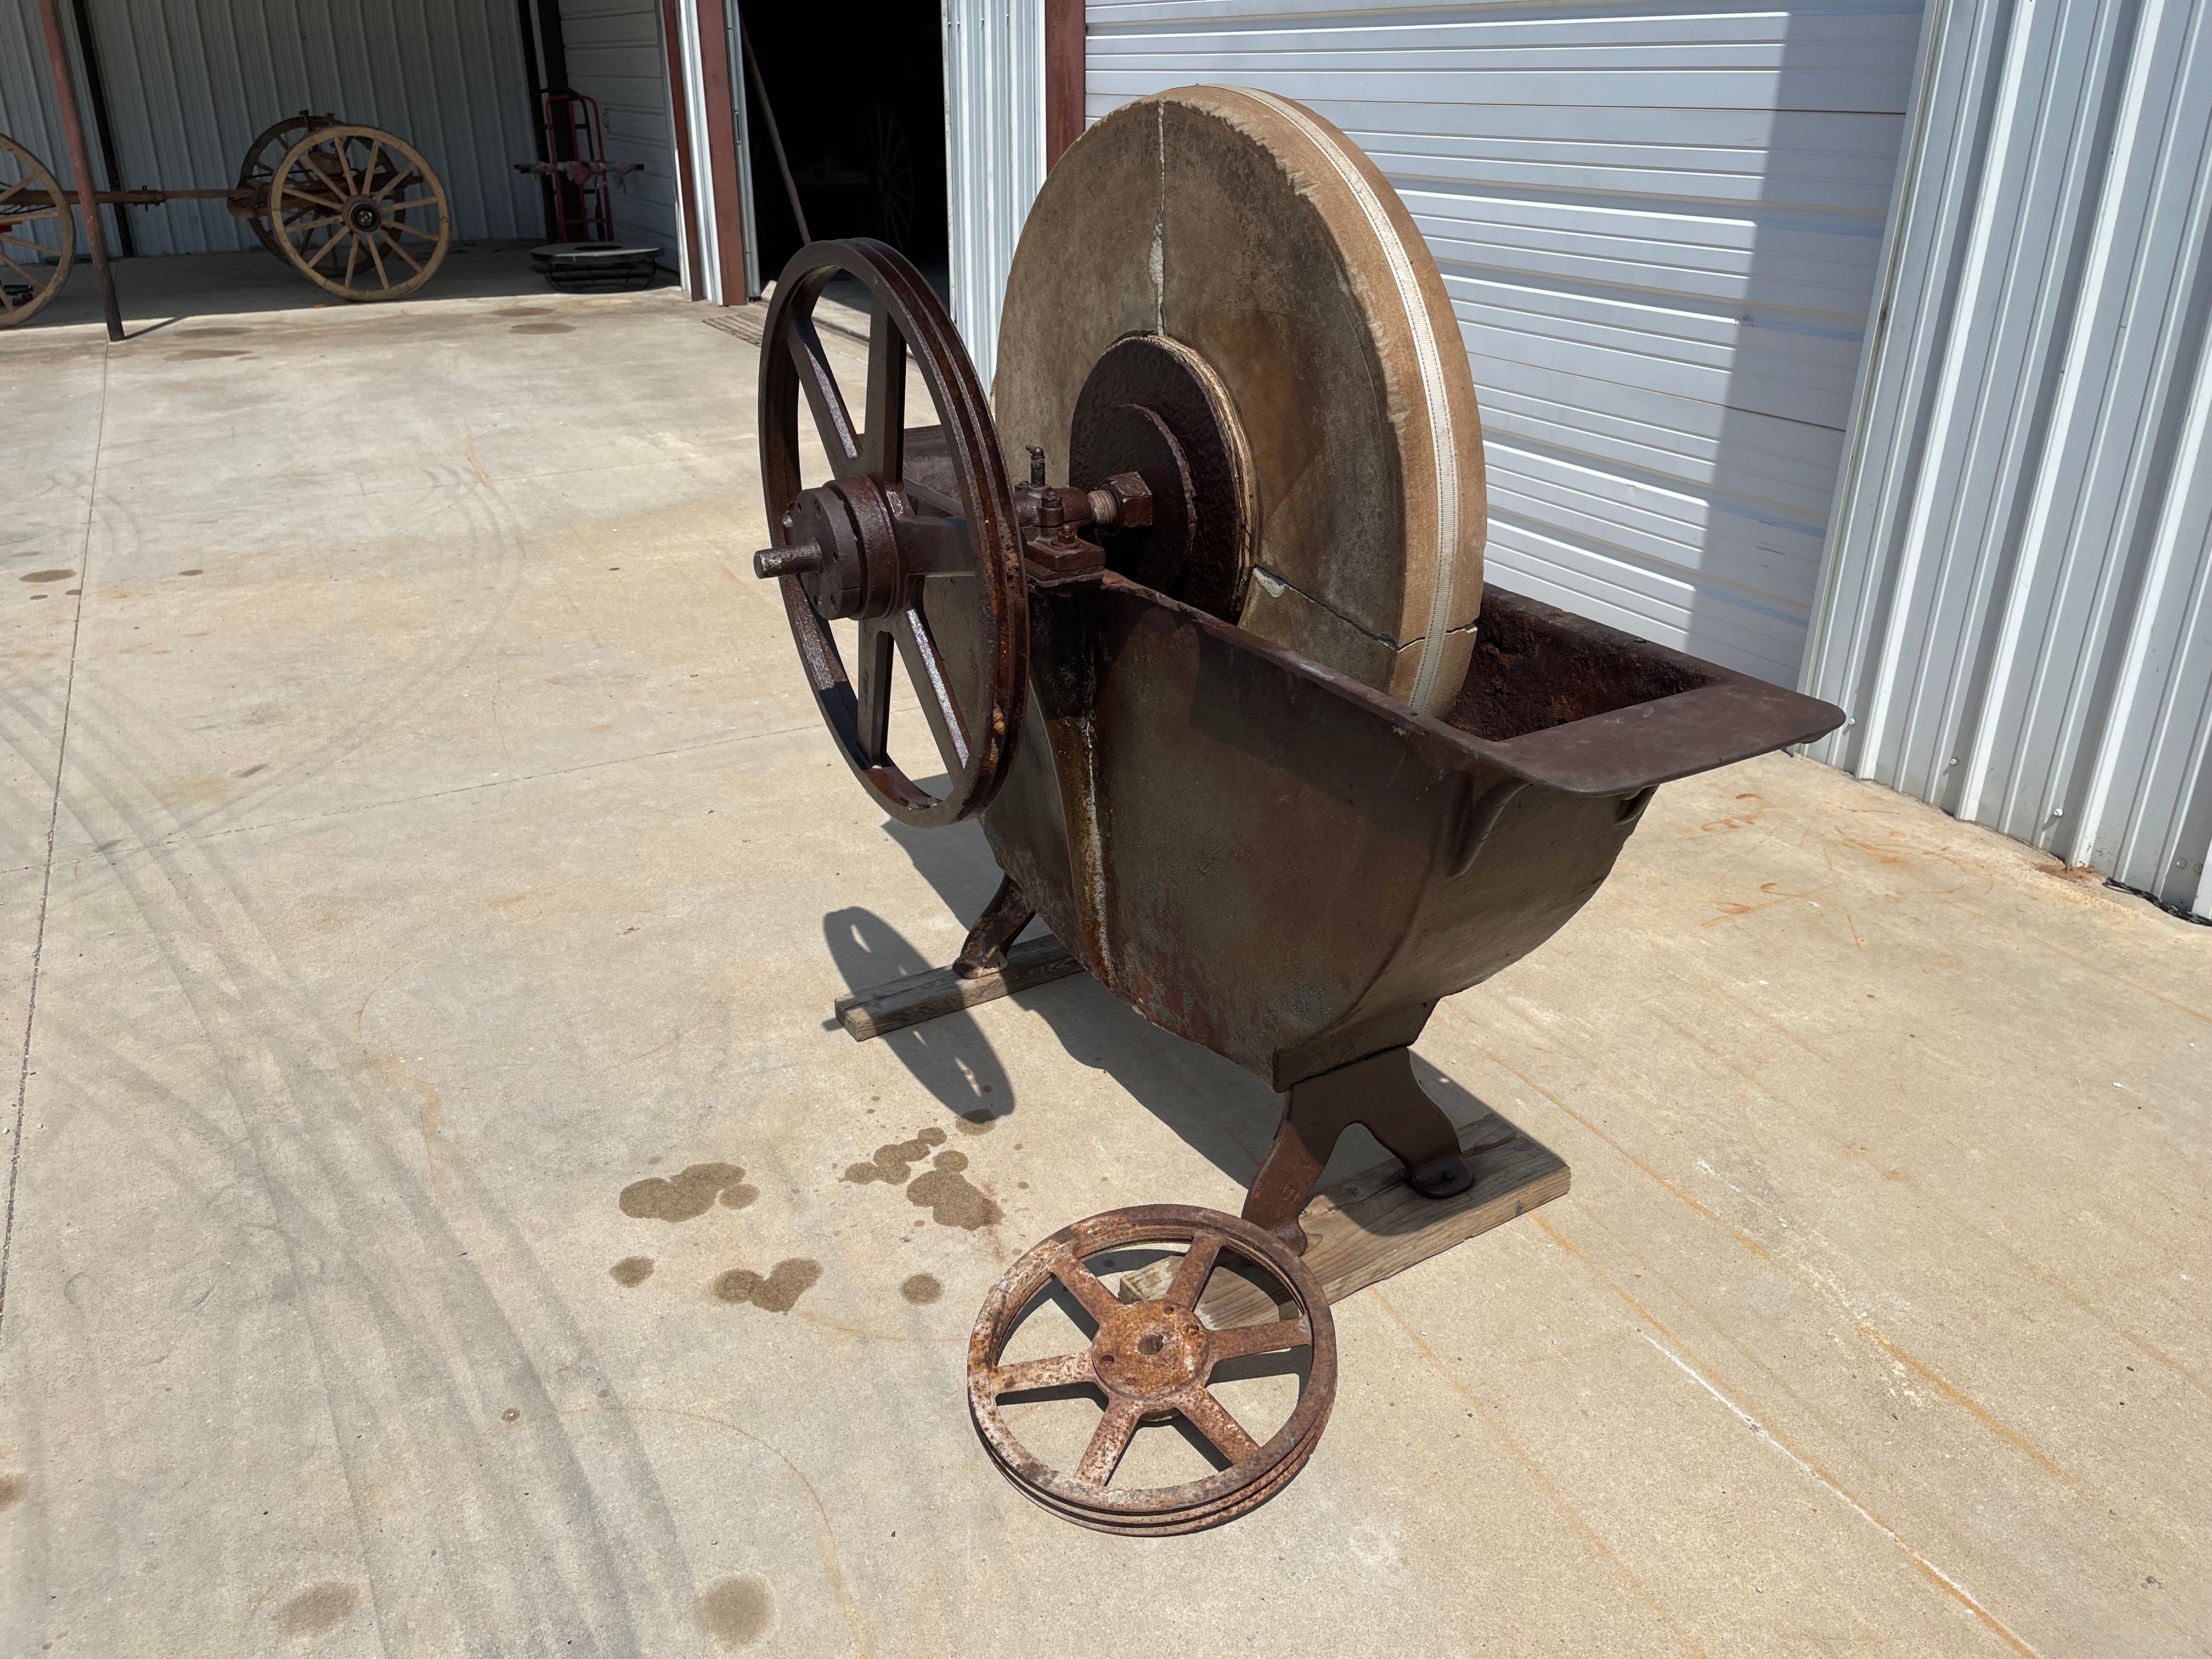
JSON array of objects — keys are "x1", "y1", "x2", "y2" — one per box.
[
  {"x1": 834, "y1": 936, "x2": 1085, "y2": 1041},
  {"x1": 1115, "y1": 1108, "x2": 1570, "y2": 1326},
  {"x1": 833, "y1": 940, "x2": 1568, "y2": 1307}
]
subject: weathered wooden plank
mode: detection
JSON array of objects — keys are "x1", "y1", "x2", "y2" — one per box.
[
  {"x1": 834, "y1": 937, "x2": 1086, "y2": 1041},
  {"x1": 1115, "y1": 1111, "x2": 1568, "y2": 1325}
]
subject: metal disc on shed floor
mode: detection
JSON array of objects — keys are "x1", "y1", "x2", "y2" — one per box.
[{"x1": 992, "y1": 86, "x2": 1487, "y2": 717}]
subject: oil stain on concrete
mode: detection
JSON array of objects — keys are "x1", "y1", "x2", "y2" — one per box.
[
  {"x1": 843, "y1": 1126, "x2": 946, "y2": 1186},
  {"x1": 900, "y1": 1273, "x2": 943, "y2": 1305},
  {"x1": 18, "y1": 570, "x2": 73, "y2": 583},
  {"x1": 275, "y1": 1582, "x2": 360, "y2": 1639},
  {"x1": 698, "y1": 1575, "x2": 774, "y2": 1649},
  {"x1": 511, "y1": 323, "x2": 577, "y2": 335},
  {"x1": 712, "y1": 1259, "x2": 821, "y2": 1312},
  {"x1": 610, "y1": 1256, "x2": 655, "y2": 1286},
  {"x1": 907, "y1": 1151, "x2": 1002, "y2": 1231},
  {"x1": 0, "y1": 1472, "x2": 24, "y2": 1511},
  {"x1": 620, "y1": 1163, "x2": 757, "y2": 1221}
]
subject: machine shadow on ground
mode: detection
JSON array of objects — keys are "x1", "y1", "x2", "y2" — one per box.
[{"x1": 859, "y1": 809, "x2": 1531, "y2": 1200}]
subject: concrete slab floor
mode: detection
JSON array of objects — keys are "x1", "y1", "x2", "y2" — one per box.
[{"x1": 1, "y1": 261, "x2": 2207, "y2": 1659}]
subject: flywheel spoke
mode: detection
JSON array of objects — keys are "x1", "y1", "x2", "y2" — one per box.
[
  {"x1": 855, "y1": 617, "x2": 895, "y2": 766},
  {"x1": 1204, "y1": 1318, "x2": 1311, "y2": 1364},
  {"x1": 788, "y1": 316, "x2": 862, "y2": 479},
  {"x1": 1163, "y1": 1235, "x2": 1224, "y2": 1311},
  {"x1": 1177, "y1": 1386, "x2": 1261, "y2": 1464},
  {"x1": 1074, "y1": 1399, "x2": 1143, "y2": 1488},
  {"x1": 895, "y1": 605, "x2": 970, "y2": 778},
  {"x1": 987, "y1": 1353, "x2": 1094, "y2": 1396},
  {"x1": 862, "y1": 307, "x2": 906, "y2": 480},
  {"x1": 1050, "y1": 1256, "x2": 1124, "y2": 1326}
]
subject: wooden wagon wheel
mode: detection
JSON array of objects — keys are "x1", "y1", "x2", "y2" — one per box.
[
  {"x1": 236, "y1": 111, "x2": 336, "y2": 260},
  {"x1": 0, "y1": 133, "x2": 75, "y2": 330},
  {"x1": 268, "y1": 123, "x2": 450, "y2": 302}
]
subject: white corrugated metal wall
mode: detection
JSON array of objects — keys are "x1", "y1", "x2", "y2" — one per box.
[
  {"x1": 562, "y1": 0, "x2": 684, "y2": 266},
  {"x1": 1803, "y1": 0, "x2": 2212, "y2": 917},
  {"x1": 943, "y1": 0, "x2": 1045, "y2": 382},
  {"x1": 0, "y1": 0, "x2": 541, "y2": 253},
  {"x1": 979, "y1": 0, "x2": 1928, "y2": 688}
]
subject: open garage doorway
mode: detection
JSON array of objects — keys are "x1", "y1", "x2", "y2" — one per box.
[{"x1": 737, "y1": 3, "x2": 947, "y2": 304}]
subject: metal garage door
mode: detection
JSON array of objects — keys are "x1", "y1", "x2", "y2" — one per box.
[
  {"x1": 559, "y1": 0, "x2": 683, "y2": 258},
  {"x1": 0, "y1": 0, "x2": 541, "y2": 253},
  {"x1": 1086, "y1": 0, "x2": 1926, "y2": 686}
]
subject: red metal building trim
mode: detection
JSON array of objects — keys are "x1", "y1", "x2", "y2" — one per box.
[
  {"x1": 1045, "y1": 0, "x2": 1084, "y2": 171},
  {"x1": 659, "y1": 0, "x2": 706, "y2": 300},
  {"x1": 692, "y1": 0, "x2": 747, "y2": 302}
]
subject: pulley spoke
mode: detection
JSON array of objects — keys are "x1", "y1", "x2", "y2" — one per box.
[
  {"x1": 862, "y1": 308, "x2": 906, "y2": 481},
  {"x1": 383, "y1": 232, "x2": 423, "y2": 275},
  {"x1": 1074, "y1": 1399, "x2": 1143, "y2": 1488},
  {"x1": 309, "y1": 228, "x2": 352, "y2": 269},
  {"x1": 856, "y1": 617, "x2": 895, "y2": 766},
  {"x1": 1050, "y1": 1256, "x2": 1124, "y2": 1326},
  {"x1": 895, "y1": 605, "x2": 970, "y2": 778},
  {"x1": 1163, "y1": 1235, "x2": 1224, "y2": 1311},
  {"x1": 788, "y1": 315, "x2": 863, "y2": 480},
  {"x1": 1177, "y1": 1386, "x2": 1260, "y2": 1464},
  {"x1": 342, "y1": 230, "x2": 362, "y2": 290},
  {"x1": 364, "y1": 230, "x2": 391, "y2": 290},
  {"x1": 988, "y1": 1353, "x2": 1093, "y2": 1396},
  {"x1": 1204, "y1": 1318, "x2": 1311, "y2": 1364}
]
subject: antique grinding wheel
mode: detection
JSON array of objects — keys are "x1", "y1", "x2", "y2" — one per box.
[
  {"x1": 994, "y1": 86, "x2": 1489, "y2": 718},
  {"x1": 236, "y1": 111, "x2": 336, "y2": 260},
  {"x1": 753, "y1": 238, "x2": 1028, "y2": 828},
  {"x1": 0, "y1": 134, "x2": 74, "y2": 329},
  {"x1": 268, "y1": 123, "x2": 450, "y2": 301},
  {"x1": 968, "y1": 1206, "x2": 1336, "y2": 1534}
]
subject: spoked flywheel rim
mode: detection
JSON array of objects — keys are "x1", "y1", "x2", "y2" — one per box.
[
  {"x1": 967, "y1": 1204, "x2": 1338, "y2": 1534},
  {"x1": 268, "y1": 123, "x2": 450, "y2": 301},
  {"x1": 0, "y1": 134, "x2": 75, "y2": 329},
  {"x1": 752, "y1": 238, "x2": 1027, "y2": 828}
]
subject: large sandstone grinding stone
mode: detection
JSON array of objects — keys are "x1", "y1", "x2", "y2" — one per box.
[{"x1": 993, "y1": 85, "x2": 1487, "y2": 716}]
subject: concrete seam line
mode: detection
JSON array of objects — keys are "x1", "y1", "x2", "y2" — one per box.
[
  {"x1": 0, "y1": 342, "x2": 108, "y2": 1334},
  {"x1": 1239, "y1": 88, "x2": 1459, "y2": 710}
]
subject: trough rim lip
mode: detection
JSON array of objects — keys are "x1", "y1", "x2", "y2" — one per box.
[{"x1": 1097, "y1": 572, "x2": 1848, "y2": 798}]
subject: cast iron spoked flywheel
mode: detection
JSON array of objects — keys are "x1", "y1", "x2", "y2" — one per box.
[
  {"x1": 968, "y1": 1205, "x2": 1338, "y2": 1533},
  {"x1": 753, "y1": 239, "x2": 1026, "y2": 828}
]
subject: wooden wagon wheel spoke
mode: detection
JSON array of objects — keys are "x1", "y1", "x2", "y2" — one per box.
[
  {"x1": 237, "y1": 112, "x2": 335, "y2": 259},
  {"x1": 0, "y1": 133, "x2": 76, "y2": 328},
  {"x1": 967, "y1": 1206, "x2": 1339, "y2": 1534},
  {"x1": 269, "y1": 123, "x2": 447, "y2": 303}
]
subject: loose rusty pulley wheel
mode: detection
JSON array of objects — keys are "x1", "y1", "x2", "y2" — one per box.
[
  {"x1": 236, "y1": 110, "x2": 336, "y2": 261},
  {"x1": 0, "y1": 133, "x2": 74, "y2": 330},
  {"x1": 968, "y1": 1205, "x2": 1337, "y2": 1534},
  {"x1": 754, "y1": 239, "x2": 1027, "y2": 828},
  {"x1": 268, "y1": 123, "x2": 450, "y2": 302}
]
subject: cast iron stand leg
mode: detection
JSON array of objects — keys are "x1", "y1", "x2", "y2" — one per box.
[
  {"x1": 955, "y1": 874, "x2": 1035, "y2": 978},
  {"x1": 1241, "y1": 1047, "x2": 1477, "y2": 1253}
]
